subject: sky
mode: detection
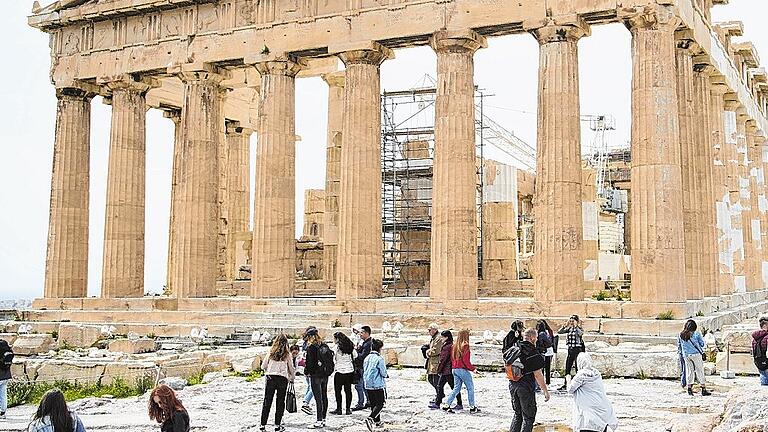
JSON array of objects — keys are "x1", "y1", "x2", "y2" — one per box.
[{"x1": 0, "y1": 1, "x2": 766, "y2": 300}]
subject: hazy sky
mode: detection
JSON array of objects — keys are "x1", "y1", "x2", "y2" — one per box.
[{"x1": 0, "y1": 2, "x2": 766, "y2": 300}]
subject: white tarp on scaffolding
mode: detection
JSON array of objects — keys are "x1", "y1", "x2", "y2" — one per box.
[{"x1": 482, "y1": 159, "x2": 518, "y2": 211}]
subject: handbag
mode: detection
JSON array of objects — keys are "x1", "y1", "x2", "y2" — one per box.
[
  {"x1": 694, "y1": 343, "x2": 707, "y2": 362},
  {"x1": 286, "y1": 382, "x2": 297, "y2": 413}
]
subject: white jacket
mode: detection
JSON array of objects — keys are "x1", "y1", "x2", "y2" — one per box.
[
  {"x1": 334, "y1": 348, "x2": 357, "y2": 374},
  {"x1": 568, "y1": 368, "x2": 618, "y2": 432}
]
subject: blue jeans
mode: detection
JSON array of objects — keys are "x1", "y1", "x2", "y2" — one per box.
[
  {"x1": 354, "y1": 379, "x2": 367, "y2": 408},
  {"x1": 0, "y1": 379, "x2": 7, "y2": 413},
  {"x1": 444, "y1": 368, "x2": 475, "y2": 407},
  {"x1": 760, "y1": 369, "x2": 768, "y2": 386},
  {"x1": 304, "y1": 375, "x2": 314, "y2": 404}
]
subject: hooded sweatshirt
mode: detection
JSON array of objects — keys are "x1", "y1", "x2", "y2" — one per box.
[
  {"x1": 568, "y1": 353, "x2": 618, "y2": 432},
  {"x1": 752, "y1": 329, "x2": 768, "y2": 354}
]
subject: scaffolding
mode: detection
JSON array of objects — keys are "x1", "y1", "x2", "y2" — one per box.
[{"x1": 381, "y1": 76, "x2": 535, "y2": 295}]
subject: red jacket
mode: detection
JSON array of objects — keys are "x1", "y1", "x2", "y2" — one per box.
[
  {"x1": 451, "y1": 344, "x2": 476, "y2": 372},
  {"x1": 752, "y1": 329, "x2": 768, "y2": 353}
]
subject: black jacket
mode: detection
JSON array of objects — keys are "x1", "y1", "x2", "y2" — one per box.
[
  {"x1": 161, "y1": 410, "x2": 189, "y2": 432},
  {"x1": 304, "y1": 343, "x2": 321, "y2": 377},
  {"x1": 354, "y1": 337, "x2": 372, "y2": 370},
  {"x1": 502, "y1": 330, "x2": 522, "y2": 353},
  {"x1": 0, "y1": 341, "x2": 13, "y2": 381}
]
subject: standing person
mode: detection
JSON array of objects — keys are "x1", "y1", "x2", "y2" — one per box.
[
  {"x1": 299, "y1": 327, "x2": 317, "y2": 416},
  {"x1": 304, "y1": 329, "x2": 334, "y2": 429},
  {"x1": 148, "y1": 384, "x2": 190, "y2": 432},
  {"x1": 508, "y1": 328, "x2": 551, "y2": 432},
  {"x1": 330, "y1": 332, "x2": 357, "y2": 415},
  {"x1": 425, "y1": 323, "x2": 444, "y2": 409},
  {"x1": 363, "y1": 339, "x2": 388, "y2": 432},
  {"x1": 435, "y1": 330, "x2": 462, "y2": 409},
  {"x1": 290, "y1": 344, "x2": 300, "y2": 367},
  {"x1": 260, "y1": 334, "x2": 296, "y2": 432},
  {"x1": 557, "y1": 315, "x2": 585, "y2": 391},
  {"x1": 352, "y1": 326, "x2": 373, "y2": 411},
  {"x1": 678, "y1": 320, "x2": 711, "y2": 396},
  {"x1": 503, "y1": 320, "x2": 525, "y2": 353},
  {"x1": 0, "y1": 339, "x2": 13, "y2": 419},
  {"x1": 752, "y1": 316, "x2": 768, "y2": 385},
  {"x1": 568, "y1": 352, "x2": 618, "y2": 432},
  {"x1": 441, "y1": 329, "x2": 479, "y2": 414},
  {"x1": 535, "y1": 320, "x2": 554, "y2": 386},
  {"x1": 26, "y1": 389, "x2": 86, "y2": 432}
]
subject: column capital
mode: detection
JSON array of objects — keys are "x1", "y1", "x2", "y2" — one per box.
[
  {"x1": 254, "y1": 56, "x2": 305, "y2": 77},
  {"x1": 226, "y1": 120, "x2": 254, "y2": 136},
  {"x1": 526, "y1": 16, "x2": 590, "y2": 43},
  {"x1": 173, "y1": 63, "x2": 229, "y2": 84},
  {"x1": 162, "y1": 108, "x2": 182, "y2": 124},
  {"x1": 675, "y1": 30, "x2": 701, "y2": 56},
  {"x1": 621, "y1": 4, "x2": 681, "y2": 33},
  {"x1": 429, "y1": 29, "x2": 487, "y2": 53},
  {"x1": 55, "y1": 84, "x2": 97, "y2": 100},
  {"x1": 97, "y1": 74, "x2": 156, "y2": 95},
  {"x1": 710, "y1": 82, "x2": 730, "y2": 95},
  {"x1": 334, "y1": 41, "x2": 393, "y2": 66},
  {"x1": 322, "y1": 71, "x2": 345, "y2": 88}
]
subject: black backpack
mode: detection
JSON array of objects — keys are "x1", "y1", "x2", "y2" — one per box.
[
  {"x1": 318, "y1": 343, "x2": 335, "y2": 377},
  {"x1": 754, "y1": 335, "x2": 768, "y2": 371},
  {"x1": 1, "y1": 350, "x2": 13, "y2": 370}
]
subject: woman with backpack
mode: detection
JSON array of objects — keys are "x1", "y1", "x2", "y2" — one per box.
[
  {"x1": 435, "y1": 330, "x2": 462, "y2": 409},
  {"x1": 27, "y1": 389, "x2": 86, "y2": 432},
  {"x1": 148, "y1": 384, "x2": 190, "y2": 432},
  {"x1": 536, "y1": 320, "x2": 554, "y2": 386},
  {"x1": 362, "y1": 339, "x2": 387, "y2": 432},
  {"x1": 0, "y1": 339, "x2": 14, "y2": 419},
  {"x1": 304, "y1": 329, "x2": 333, "y2": 429},
  {"x1": 678, "y1": 319, "x2": 711, "y2": 396},
  {"x1": 260, "y1": 334, "x2": 296, "y2": 432},
  {"x1": 440, "y1": 329, "x2": 479, "y2": 414},
  {"x1": 330, "y1": 332, "x2": 357, "y2": 415},
  {"x1": 558, "y1": 315, "x2": 585, "y2": 391}
]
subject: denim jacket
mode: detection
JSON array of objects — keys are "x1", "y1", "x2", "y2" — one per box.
[
  {"x1": 363, "y1": 351, "x2": 387, "y2": 390},
  {"x1": 27, "y1": 413, "x2": 85, "y2": 432}
]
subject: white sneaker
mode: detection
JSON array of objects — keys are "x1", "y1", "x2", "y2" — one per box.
[{"x1": 309, "y1": 421, "x2": 324, "y2": 429}]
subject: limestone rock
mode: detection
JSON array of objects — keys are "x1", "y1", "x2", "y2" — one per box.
[
  {"x1": 36, "y1": 360, "x2": 106, "y2": 384},
  {"x1": 159, "y1": 377, "x2": 187, "y2": 391},
  {"x1": 716, "y1": 352, "x2": 759, "y2": 375},
  {"x1": 58, "y1": 323, "x2": 102, "y2": 348},
  {"x1": 102, "y1": 361, "x2": 156, "y2": 386},
  {"x1": 13, "y1": 333, "x2": 54, "y2": 355},
  {"x1": 222, "y1": 347, "x2": 267, "y2": 374},
  {"x1": 712, "y1": 384, "x2": 768, "y2": 431},
  {"x1": 0, "y1": 333, "x2": 18, "y2": 345},
  {"x1": 668, "y1": 413, "x2": 721, "y2": 432},
  {"x1": 108, "y1": 338, "x2": 158, "y2": 354},
  {"x1": 722, "y1": 328, "x2": 755, "y2": 353},
  {"x1": 202, "y1": 371, "x2": 226, "y2": 383}
]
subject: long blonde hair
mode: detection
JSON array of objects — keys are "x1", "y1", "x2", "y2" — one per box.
[
  {"x1": 270, "y1": 333, "x2": 289, "y2": 361},
  {"x1": 452, "y1": 329, "x2": 470, "y2": 360}
]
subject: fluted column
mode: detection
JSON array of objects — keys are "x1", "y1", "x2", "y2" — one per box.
[
  {"x1": 336, "y1": 43, "x2": 392, "y2": 300},
  {"x1": 428, "y1": 30, "x2": 486, "y2": 301},
  {"x1": 170, "y1": 69, "x2": 225, "y2": 298},
  {"x1": 710, "y1": 84, "x2": 733, "y2": 294},
  {"x1": 225, "y1": 122, "x2": 252, "y2": 280},
  {"x1": 729, "y1": 104, "x2": 747, "y2": 292},
  {"x1": 251, "y1": 58, "x2": 302, "y2": 298},
  {"x1": 676, "y1": 37, "x2": 703, "y2": 300},
  {"x1": 624, "y1": 6, "x2": 686, "y2": 303},
  {"x1": 101, "y1": 77, "x2": 152, "y2": 298},
  {"x1": 44, "y1": 88, "x2": 93, "y2": 298},
  {"x1": 322, "y1": 72, "x2": 345, "y2": 288},
  {"x1": 165, "y1": 109, "x2": 182, "y2": 295},
  {"x1": 529, "y1": 19, "x2": 589, "y2": 302},
  {"x1": 745, "y1": 120, "x2": 763, "y2": 291},
  {"x1": 692, "y1": 63, "x2": 719, "y2": 298}
]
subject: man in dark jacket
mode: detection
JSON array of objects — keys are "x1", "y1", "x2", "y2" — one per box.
[
  {"x1": 509, "y1": 328, "x2": 550, "y2": 432},
  {"x1": 753, "y1": 316, "x2": 768, "y2": 386},
  {"x1": 0, "y1": 339, "x2": 13, "y2": 418},
  {"x1": 352, "y1": 326, "x2": 373, "y2": 411}
]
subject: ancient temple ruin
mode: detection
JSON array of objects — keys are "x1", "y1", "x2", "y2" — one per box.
[{"x1": 27, "y1": 0, "x2": 768, "y2": 322}]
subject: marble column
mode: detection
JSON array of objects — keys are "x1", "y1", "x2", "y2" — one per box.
[
  {"x1": 170, "y1": 69, "x2": 224, "y2": 298},
  {"x1": 428, "y1": 30, "x2": 486, "y2": 301},
  {"x1": 745, "y1": 120, "x2": 763, "y2": 291},
  {"x1": 44, "y1": 88, "x2": 93, "y2": 298},
  {"x1": 710, "y1": 84, "x2": 734, "y2": 294},
  {"x1": 336, "y1": 43, "x2": 392, "y2": 300},
  {"x1": 625, "y1": 6, "x2": 686, "y2": 303},
  {"x1": 675, "y1": 38, "x2": 703, "y2": 300},
  {"x1": 692, "y1": 63, "x2": 719, "y2": 298},
  {"x1": 251, "y1": 58, "x2": 302, "y2": 298},
  {"x1": 529, "y1": 19, "x2": 589, "y2": 302},
  {"x1": 101, "y1": 77, "x2": 152, "y2": 298},
  {"x1": 729, "y1": 104, "x2": 747, "y2": 292},
  {"x1": 322, "y1": 72, "x2": 345, "y2": 288},
  {"x1": 225, "y1": 122, "x2": 252, "y2": 280},
  {"x1": 165, "y1": 109, "x2": 182, "y2": 295}
]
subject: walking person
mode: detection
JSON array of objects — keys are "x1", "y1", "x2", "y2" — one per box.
[
  {"x1": 752, "y1": 316, "x2": 768, "y2": 385},
  {"x1": 299, "y1": 327, "x2": 316, "y2": 415},
  {"x1": 425, "y1": 323, "x2": 443, "y2": 408},
  {"x1": 536, "y1": 320, "x2": 554, "y2": 386},
  {"x1": 260, "y1": 334, "x2": 296, "y2": 432},
  {"x1": 352, "y1": 325, "x2": 373, "y2": 411},
  {"x1": 435, "y1": 330, "x2": 462, "y2": 409},
  {"x1": 568, "y1": 352, "x2": 618, "y2": 432},
  {"x1": 148, "y1": 384, "x2": 190, "y2": 432},
  {"x1": 558, "y1": 315, "x2": 585, "y2": 391},
  {"x1": 27, "y1": 389, "x2": 86, "y2": 432},
  {"x1": 678, "y1": 320, "x2": 711, "y2": 396},
  {"x1": 0, "y1": 339, "x2": 14, "y2": 419},
  {"x1": 363, "y1": 339, "x2": 388, "y2": 432},
  {"x1": 441, "y1": 329, "x2": 480, "y2": 414},
  {"x1": 508, "y1": 328, "x2": 550, "y2": 432},
  {"x1": 304, "y1": 329, "x2": 335, "y2": 428},
  {"x1": 330, "y1": 332, "x2": 357, "y2": 415}
]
